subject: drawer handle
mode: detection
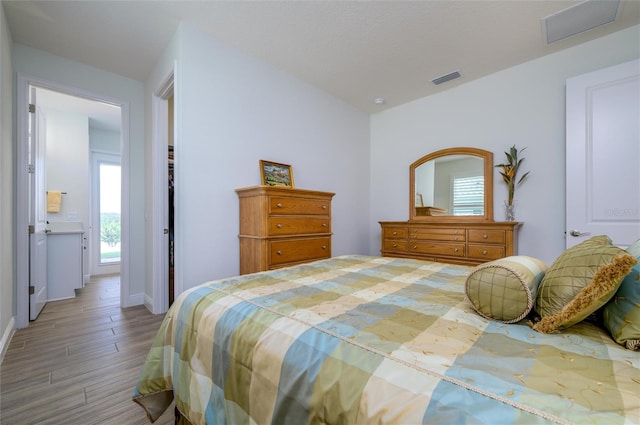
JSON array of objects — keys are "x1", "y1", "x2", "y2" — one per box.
[
  {"x1": 276, "y1": 223, "x2": 283, "y2": 228},
  {"x1": 276, "y1": 203, "x2": 283, "y2": 208},
  {"x1": 322, "y1": 245, "x2": 327, "y2": 250},
  {"x1": 392, "y1": 243, "x2": 398, "y2": 248},
  {"x1": 392, "y1": 231, "x2": 397, "y2": 235},
  {"x1": 454, "y1": 248, "x2": 459, "y2": 253},
  {"x1": 322, "y1": 205, "x2": 327, "y2": 209},
  {"x1": 482, "y1": 250, "x2": 488, "y2": 255},
  {"x1": 277, "y1": 250, "x2": 283, "y2": 255},
  {"x1": 322, "y1": 223, "x2": 327, "y2": 227},
  {"x1": 412, "y1": 245, "x2": 417, "y2": 249},
  {"x1": 483, "y1": 234, "x2": 488, "y2": 239}
]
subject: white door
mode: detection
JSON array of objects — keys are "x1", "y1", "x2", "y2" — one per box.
[
  {"x1": 566, "y1": 59, "x2": 640, "y2": 249},
  {"x1": 29, "y1": 88, "x2": 48, "y2": 320}
]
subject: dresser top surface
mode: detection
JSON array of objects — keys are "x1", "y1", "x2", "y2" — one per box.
[
  {"x1": 380, "y1": 220, "x2": 521, "y2": 229},
  {"x1": 236, "y1": 185, "x2": 335, "y2": 198}
]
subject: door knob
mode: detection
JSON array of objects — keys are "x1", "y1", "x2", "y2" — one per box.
[{"x1": 569, "y1": 230, "x2": 591, "y2": 237}]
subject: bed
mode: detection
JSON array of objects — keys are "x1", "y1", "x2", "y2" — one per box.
[{"x1": 133, "y1": 254, "x2": 639, "y2": 425}]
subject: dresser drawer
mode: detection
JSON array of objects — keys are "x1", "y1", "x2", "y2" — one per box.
[
  {"x1": 383, "y1": 240, "x2": 407, "y2": 252},
  {"x1": 269, "y1": 237, "x2": 331, "y2": 266},
  {"x1": 269, "y1": 197, "x2": 330, "y2": 215},
  {"x1": 380, "y1": 221, "x2": 520, "y2": 266},
  {"x1": 268, "y1": 217, "x2": 330, "y2": 235},
  {"x1": 409, "y1": 241, "x2": 465, "y2": 257},
  {"x1": 468, "y1": 244, "x2": 505, "y2": 260},
  {"x1": 383, "y1": 227, "x2": 408, "y2": 239},
  {"x1": 468, "y1": 229, "x2": 505, "y2": 244},
  {"x1": 409, "y1": 227, "x2": 465, "y2": 242}
]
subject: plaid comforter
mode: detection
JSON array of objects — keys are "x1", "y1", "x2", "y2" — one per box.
[{"x1": 133, "y1": 255, "x2": 639, "y2": 424}]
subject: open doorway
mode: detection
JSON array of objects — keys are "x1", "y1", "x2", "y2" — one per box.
[
  {"x1": 168, "y1": 93, "x2": 174, "y2": 306},
  {"x1": 39, "y1": 87, "x2": 122, "y2": 280},
  {"x1": 150, "y1": 70, "x2": 174, "y2": 315},
  {"x1": 16, "y1": 75, "x2": 130, "y2": 329}
]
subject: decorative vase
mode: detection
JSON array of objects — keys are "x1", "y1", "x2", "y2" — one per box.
[{"x1": 505, "y1": 201, "x2": 516, "y2": 221}]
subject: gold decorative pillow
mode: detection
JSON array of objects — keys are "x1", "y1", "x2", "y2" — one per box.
[
  {"x1": 533, "y1": 236, "x2": 637, "y2": 333},
  {"x1": 465, "y1": 256, "x2": 547, "y2": 323}
]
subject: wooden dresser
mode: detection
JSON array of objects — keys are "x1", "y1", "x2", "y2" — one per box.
[
  {"x1": 380, "y1": 221, "x2": 521, "y2": 266},
  {"x1": 236, "y1": 186, "x2": 335, "y2": 274}
]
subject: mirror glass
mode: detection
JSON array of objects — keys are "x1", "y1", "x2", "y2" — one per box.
[{"x1": 410, "y1": 148, "x2": 494, "y2": 221}]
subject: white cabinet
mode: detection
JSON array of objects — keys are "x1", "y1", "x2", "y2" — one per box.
[{"x1": 47, "y1": 232, "x2": 83, "y2": 300}]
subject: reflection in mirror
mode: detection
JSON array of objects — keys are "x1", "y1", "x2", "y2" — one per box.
[
  {"x1": 410, "y1": 147, "x2": 493, "y2": 222},
  {"x1": 414, "y1": 155, "x2": 484, "y2": 216}
]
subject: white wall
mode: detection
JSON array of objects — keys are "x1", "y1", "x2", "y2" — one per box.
[
  {"x1": 147, "y1": 24, "x2": 371, "y2": 295},
  {"x1": 370, "y1": 25, "x2": 640, "y2": 265},
  {"x1": 0, "y1": 3, "x2": 14, "y2": 360},
  {"x1": 12, "y1": 44, "x2": 146, "y2": 305},
  {"x1": 90, "y1": 127, "x2": 120, "y2": 154},
  {"x1": 45, "y1": 110, "x2": 89, "y2": 226}
]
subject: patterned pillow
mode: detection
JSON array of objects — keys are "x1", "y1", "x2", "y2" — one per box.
[
  {"x1": 603, "y1": 239, "x2": 640, "y2": 350},
  {"x1": 465, "y1": 256, "x2": 547, "y2": 323},
  {"x1": 533, "y1": 236, "x2": 637, "y2": 333}
]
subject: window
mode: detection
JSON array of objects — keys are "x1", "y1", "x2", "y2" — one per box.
[
  {"x1": 452, "y1": 176, "x2": 484, "y2": 216},
  {"x1": 98, "y1": 162, "x2": 121, "y2": 264},
  {"x1": 91, "y1": 150, "x2": 121, "y2": 275}
]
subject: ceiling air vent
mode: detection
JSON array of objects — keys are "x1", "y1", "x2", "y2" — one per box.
[
  {"x1": 542, "y1": 0, "x2": 621, "y2": 44},
  {"x1": 432, "y1": 71, "x2": 461, "y2": 85}
]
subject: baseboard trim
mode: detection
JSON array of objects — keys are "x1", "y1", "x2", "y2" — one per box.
[
  {"x1": 144, "y1": 294, "x2": 154, "y2": 313},
  {"x1": 0, "y1": 316, "x2": 16, "y2": 364},
  {"x1": 126, "y1": 293, "x2": 145, "y2": 308}
]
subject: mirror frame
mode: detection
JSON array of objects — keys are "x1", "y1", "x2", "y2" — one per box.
[{"x1": 409, "y1": 147, "x2": 494, "y2": 222}]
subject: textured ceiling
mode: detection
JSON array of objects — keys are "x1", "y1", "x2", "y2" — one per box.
[{"x1": 3, "y1": 1, "x2": 639, "y2": 113}]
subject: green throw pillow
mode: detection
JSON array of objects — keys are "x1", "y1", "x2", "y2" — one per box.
[
  {"x1": 603, "y1": 239, "x2": 640, "y2": 350},
  {"x1": 465, "y1": 256, "x2": 547, "y2": 323},
  {"x1": 533, "y1": 236, "x2": 636, "y2": 333}
]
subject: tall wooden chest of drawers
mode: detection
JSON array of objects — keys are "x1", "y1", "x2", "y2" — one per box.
[
  {"x1": 236, "y1": 186, "x2": 335, "y2": 274},
  {"x1": 380, "y1": 221, "x2": 521, "y2": 266}
]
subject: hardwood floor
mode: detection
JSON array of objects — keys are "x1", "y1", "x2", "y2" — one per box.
[{"x1": 0, "y1": 275, "x2": 175, "y2": 425}]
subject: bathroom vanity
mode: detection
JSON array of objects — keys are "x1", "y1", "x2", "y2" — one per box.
[{"x1": 47, "y1": 222, "x2": 84, "y2": 300}]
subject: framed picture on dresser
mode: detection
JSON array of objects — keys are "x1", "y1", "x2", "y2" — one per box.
[{"x1": 260, "y1": 160, "x2": 294, "y2": 187}]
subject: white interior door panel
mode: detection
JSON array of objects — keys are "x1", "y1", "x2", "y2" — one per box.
[
  {"x1": 29, "y1": 88, "x2": 48, "y2": 320},
  {"x1": 566, "y1": 59, "x2": 640, "y2": 249}
]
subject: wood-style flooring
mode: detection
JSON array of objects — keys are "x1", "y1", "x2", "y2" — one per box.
[{"x1": 0, "y1": 275, "x2": 175, "y2": 425}]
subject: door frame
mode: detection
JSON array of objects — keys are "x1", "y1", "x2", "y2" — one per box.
[
  {"x1": 16, "y1": 73, "x2": 131, "y2": 328},
  {"x1": 150, "y1": 68, "x2": 175, "y2": 314}
]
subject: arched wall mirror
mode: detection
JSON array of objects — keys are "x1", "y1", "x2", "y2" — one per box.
[{"x1": 410, "y1": 147, "x2": 494, "y2": 222}]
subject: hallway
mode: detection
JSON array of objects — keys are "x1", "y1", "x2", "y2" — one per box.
[{"x1": 0, "y1": 275, "x2": 174, "y2": 424}]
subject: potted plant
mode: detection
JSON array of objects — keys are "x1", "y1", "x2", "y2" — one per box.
[{"x1": 495, "y1": 145, "x2": 530, "y2": 221}]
